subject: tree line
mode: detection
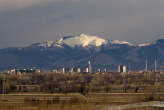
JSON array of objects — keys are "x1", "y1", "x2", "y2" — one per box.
[{"x1": 0, "y1": 72, "x2": 164, "y2": 94}]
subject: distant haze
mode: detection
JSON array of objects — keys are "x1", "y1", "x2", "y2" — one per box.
[{"x1": 0, "y1": 0, "x2": 164, "y2": 48}]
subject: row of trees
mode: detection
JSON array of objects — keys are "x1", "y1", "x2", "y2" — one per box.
[{"x1": 0, "y1": 72, "x2": 164, "y2": 94}]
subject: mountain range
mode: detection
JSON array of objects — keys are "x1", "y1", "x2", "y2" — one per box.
[{"x1": 0, "y1": 34, "x2": 164, "y2": 71}]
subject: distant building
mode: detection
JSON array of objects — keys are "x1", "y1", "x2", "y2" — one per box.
[
  {"x1": 118, "y1": 64, "x2": 124, "y2": 72},
  {"x1": 62, "y1": 68, "x2": 65, "y2": 74},
  {"x1": 16, "y1": 69, "x2": 36, "y2": 73},
  {"x1": 61, "y1": 67, "x2": 70, "y2": 74},
  {"x1": 145, "y1": 59, "x2": 148, "y2": 72},
  {"x1": 77, "y1": 68, "x2": 81, "y2": 73},
  {"x1": 70, "y1": 67, "x2": 74, "y2": 73},
  {"x1": 35, "y1": 69, "x2": 41, "y2": 73},
  {"x1": 8, "y1": 69, "x2": 38, "y2": 74},
  {"x1": 154, "y1": 59, "x2": 157, "y2": 72},
  {"x1": 52, "y1": 69, "x2": 58, "y2": 73},
  {"x1": 123, "y1": 66, "x2": 127, "y2": 73},
  {"x1": 97, "y1": 68, "x2": 101, "y2": 72},
  {"x1": 85, "y1": 67, "x2": 89, "y2": 73},
  {"x1": 8, "y1": 69, "x2": 16, "y2": 74},
  {"x1": 70, "y1": 67, "x2": 79, "y2": 73},
  {"x1": 104, "y1": 68, "x2": 107, "y2": 72},
  {"x1": 88, "y1": 60, "x2": 92, "y2": 73}
]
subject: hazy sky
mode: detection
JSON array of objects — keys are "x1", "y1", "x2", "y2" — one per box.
[{"x1": 0, "y1": 0, "x2": 164, "y2": 48}]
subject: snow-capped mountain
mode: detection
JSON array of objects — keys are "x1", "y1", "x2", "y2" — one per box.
[
  {"x1": 36, "y1": 34, "x2": 108, "y2": 48},
  {"x1": 0, "y1": 34, "x2": 163, "y2": 71},
  {"x1": 35, "y1": 34, "x2": 164, "y2": 49},
  {"x1": 34, "y1": 34, "x2": 134, "y2": 48}
]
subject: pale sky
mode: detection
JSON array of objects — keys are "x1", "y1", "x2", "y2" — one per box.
[{"x1": 0, "y1": 0, "x2": 164, "y2": 48}]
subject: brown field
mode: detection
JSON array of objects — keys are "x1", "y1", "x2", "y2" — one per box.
[
  {"x1": 1, "y1": 72, "x2": 164, "y2": 109},
  {"x1": 0, "y1": 93, "x2": 164, "y2": 110}
]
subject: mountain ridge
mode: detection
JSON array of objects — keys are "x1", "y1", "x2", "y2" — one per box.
[
  {"x1": 28, "y1": 34, "x2": 159, "y2": 49},
  {"x1": 0, "y1": 34, "x2": 164, "y2": 71}
]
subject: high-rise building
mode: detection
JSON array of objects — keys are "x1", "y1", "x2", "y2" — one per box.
[
  {"x1": 155, "y1": 59, "x2": 157, "y2": 72},
  {"x1": 70, "y1": 67, "x2": 74, "y2": 73},
  {"x1": 104, "y1": 68, "x2": 107, "y2": 72},
  {"x1": 97, "y1": 68, "x2": 101, "y2": 72},
  {"x1": 77, "y1": 68, "x2": 81, "y2": 73},
  {"x1": 62, "y1": 68, "x2": 65, "y2": 74},
  {"x1": 88, "y1": 60, "x2": 92, "y2": 73},
  {"x1": 123, "y1": 66, "x2": 127, "y2": 73},
  {"x1": 145, "y1": 59, "x2": 148, "y2": 72},
  {"x1": 86, "y1": 67, "x2": 89, "y2": 73},
  {"x1": 118, "y1": 64, "x2": 123, "y2": 73}
]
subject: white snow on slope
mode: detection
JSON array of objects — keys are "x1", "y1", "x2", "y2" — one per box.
[
  {"x1": 37, "y1": 34, "x2": 147, "y2": 48},
  {"x1": 138, "y1": 43, "x2": 151, "y2": 47},
  {"x1": 110, "y1": 40, "x2": 133, "y2": 46},
  {"x1": 58, "y1": 34, "x2": 108, "y2": 47},
  {"x1": 38, "y1": 40, "x2": 63, "y2": 48},
  {"x1": 38, "y1": 41, "x2": 54, "y2": 48}
]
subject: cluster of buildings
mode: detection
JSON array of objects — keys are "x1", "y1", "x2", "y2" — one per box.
[
  {"x1": 53, "y1": 60, "x2": 93, "y2": 74},
  {"x1": 6, "y1": 60, "x2": 129, "y2": 75},
  {"x1": 7, "y1": 59, "x2": 161, "y2": 75},
  {"x1": 6, "y1": 59, "x2": 161, "y2": 75},
  {"x1": 118, "y1": 64, "x2": 127, "y2": 73},
  {"x1": 7, "y1": 69, "x2": 40, "y2": 75}
]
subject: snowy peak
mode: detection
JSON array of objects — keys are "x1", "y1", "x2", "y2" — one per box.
[
  {"x1": 34, "y1": 34, "x2": 135, "y2": 48},
  {"x1": 58, "y1": 34, "x2": 108, "y2": 47}
]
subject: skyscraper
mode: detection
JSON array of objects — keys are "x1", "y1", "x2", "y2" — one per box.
[
  {"x1": 77, "y1": 68, "x2": 81, "y2": 73},
  {"x1": 123, "y1": 66, "x2": 127, "y2": 73},
  {"x1": 155, "y1": 59, "x2": 157, "y2": 72},
  {"x1": 85, "y1": 67, "x2": 89, "y2": 73},
  {"x1": 88, "y1": 60, "x2": 92, "y2": 73},
  {"x1": 62, "y1": 68, "x2": 65, "y2": 74},
  {"x1": 145, "y1": 59, "x2": 148, "y2": 72},
  {"x1": 118, "y1": 64, "x2": 123, "y2": 73}
]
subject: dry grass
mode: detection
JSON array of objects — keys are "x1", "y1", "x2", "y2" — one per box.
[
  {"x1": 0, "y1": 103, "x2": 164, "y2": 110},
  {"x1": 0, "y1": 103, "x2": 107, "y2": 110},
  {"x1": 125, "y1": 107, "x2": 164, "y2": 110},
  {"x1": 0, "y1": 93, "x2": 164, "y2": 110}
]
